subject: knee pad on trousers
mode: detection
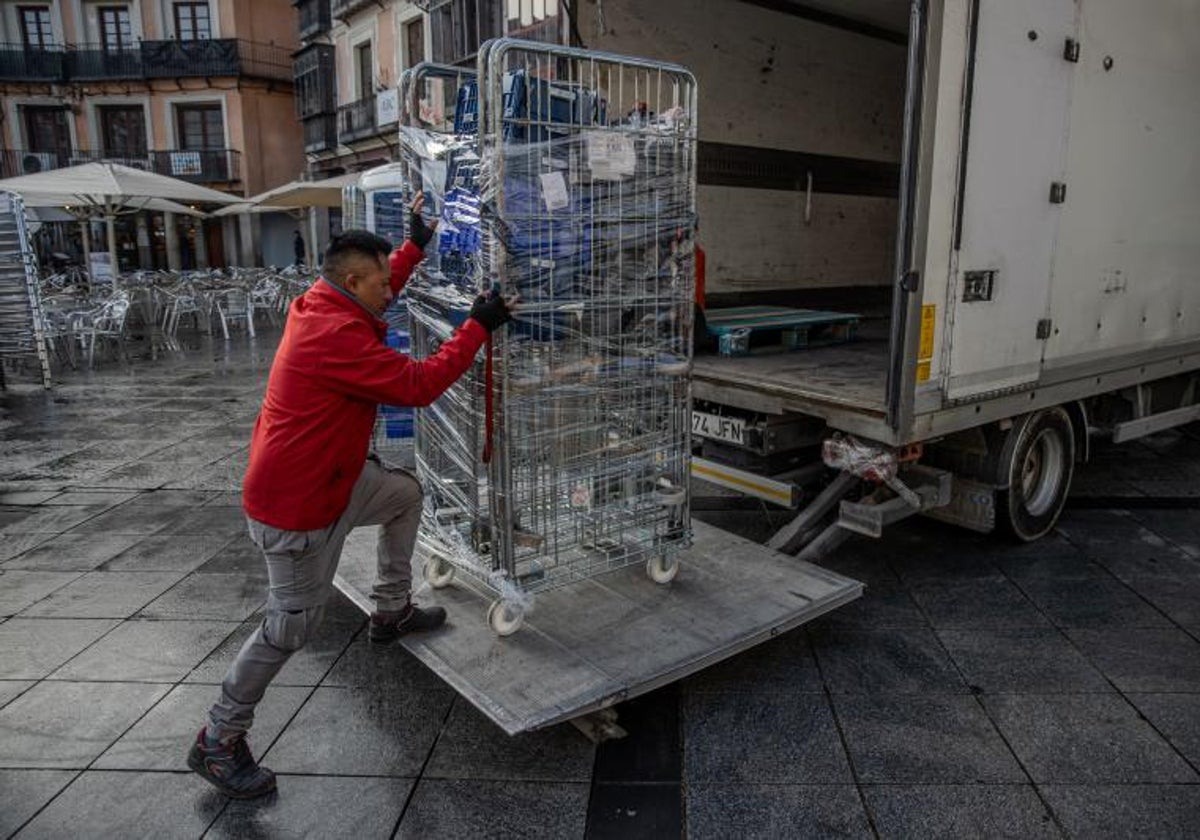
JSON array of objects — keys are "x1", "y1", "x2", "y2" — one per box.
[{"x1": 262, "y1": 605, "x2": 325, "y2": 653}]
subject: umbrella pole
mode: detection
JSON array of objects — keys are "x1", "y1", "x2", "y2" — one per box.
[
  {"x1": 308, "y1": 206, "x2": 318, "y2": 267},
  {"x1": 79, "y1": 217, "x2": 92, "y2": 268},
  {"x1": 107, "y1": 212, "x2": 119, "y2": 282}
]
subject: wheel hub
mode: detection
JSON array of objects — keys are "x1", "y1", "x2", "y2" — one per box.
[{"x1": 1021, "y1": 429, "x2": 1065, "y2": 517}]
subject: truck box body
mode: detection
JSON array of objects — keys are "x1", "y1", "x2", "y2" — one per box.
[{"x1": 581, "y1": 0, "x2": 1200, "y2": 448}]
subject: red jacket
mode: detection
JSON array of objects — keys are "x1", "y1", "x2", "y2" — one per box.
[{"x1": 243, "y1": 241, "x2": 487, "y2": 530}]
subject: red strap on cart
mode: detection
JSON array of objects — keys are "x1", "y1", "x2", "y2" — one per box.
[{"x1": 482, "y1": 337, "x2": 495, "y2": 464}]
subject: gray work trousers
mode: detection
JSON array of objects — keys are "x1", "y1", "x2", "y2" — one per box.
[{"x1": 207, "y1": 459, "x2": 423, "y2": 740}]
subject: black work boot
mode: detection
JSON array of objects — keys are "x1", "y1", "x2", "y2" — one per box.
[
  {"x1": 187, "y1": 728, "x2": 276, "y2": 799},
  {"x1": 369, "y1": 600, "x2": 447, "y2": 644}
]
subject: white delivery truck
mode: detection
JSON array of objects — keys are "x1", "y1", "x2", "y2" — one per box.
[
  {"x1": 576, "y1": 0, "x2": 1200, "y2": 553},
  {"x1": 333, "y1": 0, "x2": 1198, "y2": 735}
]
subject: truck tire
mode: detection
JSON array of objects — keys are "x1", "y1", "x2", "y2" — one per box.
[{"x1": 996, "y1": 407, "x2": 1075, "y2": 541}]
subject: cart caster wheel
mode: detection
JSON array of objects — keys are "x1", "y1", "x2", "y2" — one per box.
[
  {"x1": 423, "y1": 555, "x2": 455, "y2": 589},
  {"x1": 647, "y1": 554, "x2": 680, "y2": 584},
  {"x1": 487, "y1": 600, "x2": 524, "y2": 636}
]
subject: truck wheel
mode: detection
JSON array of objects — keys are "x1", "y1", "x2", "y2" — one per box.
[{"x1": 997, "y1": 407, "x2": 1075, "y2": 541}]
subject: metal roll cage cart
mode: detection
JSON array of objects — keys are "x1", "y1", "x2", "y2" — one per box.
[{"x1": 400, "y1": 40, "x2": 699, "y2": 635}]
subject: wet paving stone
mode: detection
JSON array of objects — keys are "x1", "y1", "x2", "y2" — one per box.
[
  {"x1": 425, "y1": 700, "x2": 595, "y2": 782},
  {"x1": 98, "y1": 533, "x2": 233, "y2": 574},
  {"x1": 63, "y1": 504, "x2": 192, "y2": 536},
  {"x1": 13, "y1": 770, "x2": 227, "y2": 839},
  {"x1": 0, "y1": 618, "x2": 120, "y2": 679},
  {"x1": 50, "y1": 618, "x2": 237, "y2": 682},
  {"x1": 687, "y1": 784, "x2": 871, "y2": 840},
  {"x1": 862, "y1": 784, "x2": 1059, "y2": 840},
  {"x1": 683, "y1": 692, "x2": 851, "y2": 784},
  {"x1": 811, "y1": 627, "x2": 968, "y2": 695},
  {"x1": 21, "y1": 571, "x2": 186, "y2": 619},
  {"x1": 834, "y1": 694, "x2": 1026, "y2": 784},
  {"x1": 0, "y1": 570, "x2": 84, "y2": 616},
  {"x1": 397, "y1": 779, "x2": 588, "y2": 840},
  {"x1": 0, "y1": 769, "x2": 79, "y2": 838},
  {"x1": 95, "y1": 683, "x2": 309, "y2": 771},
  {"x1": 209, "y1": 775, "x2": 413, "y2": 839},
  {"x1": 1066, "y1": 627, "x2": 1200, "y2": 693},
  {"x1": 138, "y1": 572, "x2": 266, "y2": 622},
  {"x1": 1039, "y1": 784, "x2": 1200, "y2": 839},
  {"x1": 1, "y1": 533, "x2": 145, "y2": 572},
  {"x1": 937, "y1": 627, "x2": 1111, "y2": 694},
  {"x1": 264, "y1": 685, "x2": 453, "y2": 777},
  {"x1": 983, "y1": 694, "x2": 1197, "y2": 784},
  {"x1": 0, "y1": 681, "x2": 171, "y2": 769}
]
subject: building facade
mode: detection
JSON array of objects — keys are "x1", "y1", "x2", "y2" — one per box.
[
  {"x1": 0, "y1": 0, "x2": 305, "y2": 269},
  {"x1": 293, "y1": 0, "x2": 565, "y2": 249}
]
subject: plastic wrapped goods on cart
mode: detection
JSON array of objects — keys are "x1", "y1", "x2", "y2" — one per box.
[{"x1": 397, "y1": 40, "x2": 699, "y2": 635}]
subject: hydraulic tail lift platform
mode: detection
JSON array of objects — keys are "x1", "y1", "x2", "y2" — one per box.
[{"x1": 334, "y1": 519, "x2": 860, "y2": 736}]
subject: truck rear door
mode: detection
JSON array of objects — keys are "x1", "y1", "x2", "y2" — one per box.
[{"x1": 943, "y1": 0, "x2": 1077, "y2": 400}]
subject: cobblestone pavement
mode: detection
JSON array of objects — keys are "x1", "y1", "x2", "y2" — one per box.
[{"x1": 1, "y1": 333, "x2": 1198, "y2": 838}]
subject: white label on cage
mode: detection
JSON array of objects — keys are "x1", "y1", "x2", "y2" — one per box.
[
  {"x1": 539, "y1": 172, "x2": 570, "y2": 210},
  {"x1": 585, "y1": 131, "x2": 636, "y2": 180},
  {"x1": 570, "y1": 484, "x2": 591, "y2": 509}
]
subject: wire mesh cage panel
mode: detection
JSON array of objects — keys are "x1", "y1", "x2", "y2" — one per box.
[
  {"x1": 401, "y1": 42, "x2": 698, "y2": 633},
  {"x1": 0, "y1": 191, "x2": 51, "y2": 389},
  {"x1": 370, "y1": 63, "x2": 482, "y2": 465}
]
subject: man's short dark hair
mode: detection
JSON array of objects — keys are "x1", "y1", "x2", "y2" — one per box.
[{"x1": 322, "y1": 230, "x2": 392, "y2": 284}]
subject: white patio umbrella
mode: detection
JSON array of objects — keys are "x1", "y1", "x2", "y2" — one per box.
[
  {"x1": 211, "y1": 202, "x2": 295, "y2": 218},
  {"x1": 21, "y1": 194, "x2": 208, "y2": 276},
  {"x1": 241, "y1": 173, "x2": 357, "y2": 209},
  {"x1": 226, "y1": 174, "x2": 359, "y2": 265},
  {"x1": 0, "y1": 162, "x2": 238, "y2": 274}
]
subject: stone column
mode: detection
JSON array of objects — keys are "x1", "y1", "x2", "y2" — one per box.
[
  {"x1": 238, "y1": 212, "x2": 255, "y2": 266},
  {"x1": 223, "y1": 217, "x2": 239, "y2": 266},
  {"x1": 164, "y1": 212, "x2": 182, "y2": 271},
  {"x1": 194, "y1": 219, "x2": 210, "y2": 269},
  {"x1": 135, "y1": 211, "x2": 152, "y2": 269}
]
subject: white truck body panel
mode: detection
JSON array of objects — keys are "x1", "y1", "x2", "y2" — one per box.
[
  {"x1": 943, "y1": 0, "x2": 1077, "y2": 399},
  {"x1": 1041, "y1": 0, "x2": 1200, "y2": 371}
]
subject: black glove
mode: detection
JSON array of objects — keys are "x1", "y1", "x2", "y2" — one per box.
[
  {"x1": 468, "y1": 292, "x2": 513, "y2": 333},
  {"x1": 409, "y1": 210, "x2": 435, "y2": 250}
]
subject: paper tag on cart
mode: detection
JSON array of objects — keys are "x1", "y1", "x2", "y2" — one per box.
[
  {"x1": 585, "y1": 131, "x2": 637, "y2": 180},
  {"x1": 569, "y1": 483, "x2": 591, "y2": 509},
  {"x1": 539, "y1": 172, "x2": 570, "y2": 210}
]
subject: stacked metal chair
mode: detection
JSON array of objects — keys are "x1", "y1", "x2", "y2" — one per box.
[{"x1": 0, "y1": 191, "x2": 51, "y2": 388}]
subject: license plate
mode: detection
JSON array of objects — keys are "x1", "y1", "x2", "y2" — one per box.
[{"x1": 691, "y1": 410, "x2": 747, "y2": 445}]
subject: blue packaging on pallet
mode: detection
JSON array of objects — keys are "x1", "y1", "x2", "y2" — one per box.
[{"x1": 453, "y1": 71, "x2": 606, "y2": 143}]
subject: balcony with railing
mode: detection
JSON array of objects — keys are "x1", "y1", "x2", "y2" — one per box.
[
  {"x1": 331, "y1": 0, "x2": 379, "y2": 20},
  {"x1": 295, "y1": 0, "x2": 333, "y2": 40},
  {"x1": 0, "y1": 149, "x2": 70, "y2": 178},
  {"x1": 65, "y1": 45, "x2": 142, "y2": 80},
  {"x1": 337, "y1": 95, "x2": 378, "y2": 145},
  {"x1": 1, "y1": 39, "x2": 292, "y2": 83},
  {"x1": 303, "y1": 114, "x2": 339, "y2": 154},
  {"x1": 294, "y1": 43, "x2": 336, "y2": 119},
  {"x1": 149, "y1": 149, "x2": 241, "y2": 183},
  {"x1": 0, "y1": 148, "x2": 241, "y2": 184},
  {"x1": 0, "y1": 43, "x2": 65, "y2": 81}
]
